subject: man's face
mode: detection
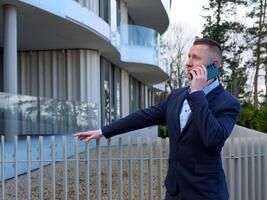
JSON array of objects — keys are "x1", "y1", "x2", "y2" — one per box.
[{"x1": 186, "y1": 44, "x2": 211, "y2": 76}]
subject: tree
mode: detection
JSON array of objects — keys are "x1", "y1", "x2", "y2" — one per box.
[
  {"x1": 246, "y1": 0, "x2": 267, "y2": 107},
  {"x1": 161, "y1": 23, "x2": 194, "y2": 92},
  {"x1": 202, "y1": 0, "x2": 248, "y2": 100}
]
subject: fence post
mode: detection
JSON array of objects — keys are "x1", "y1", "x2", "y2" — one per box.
[
  {"x1": 27, "y1": 136, "x2": 31, "y2": 200},
  {"x1": 237, "y1": 137, "x2": 242, "y2": 200},
  {"x1": 229, "y1": 136, "x2": 235, "y2": 200},
  {"x1": 74, "y1": 137, "x2": 79, "y2": 200},
  {"x1": 96, "y1": 139, "x2": 101, "y2": 200},
  {"x1": 51, "y1": 136, "x2": 56, "y2": 200},
  {"x1": 257, "y1": 137, "x2": 262, "y2": 200},
  {"x1": 1, "y1": 136, "x2": 5, "y2": 200},
  {"x1": 118, "y1": 137, "x2": 123, "y2": 200},
  {"x1": 137, "y1": 137, "x2": 143, "y2": 200},
  {"x1": 85, "y1": 142, "x2": 90, "y2": 200},
  {"x1": 157, "y1": 138, "x2": 163, "y2": 199},
  {"x1": 147, "y1": 137, "x2": 153, "y2": 200},
  {"x1": 128, "y1": 137, "x2": 133, "y2": 200},
  {"x1": 14, "y1": 136, "x2": 18, "y2": 200},
  {"x1": 251, "y1": 137, "x2": 256, "y2": 200},
  {"x1": 107, "y1": 138, "x2": 112, "y2": 200},
  {"x1": 264, "y1": 137, "x2": 267, "y2": 200},
  {"x1": 39, "y1": 136, "x2": 44, "y2": 200},
  {"x1": 63, "y1": 136, "x2": 68, "y2": 200}
]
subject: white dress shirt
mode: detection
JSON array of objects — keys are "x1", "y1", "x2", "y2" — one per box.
[{"x1": 179, "y1": 79, "x2": 220, "y2": 132}]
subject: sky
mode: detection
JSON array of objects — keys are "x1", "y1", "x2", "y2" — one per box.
[{"x1": 169, "y1": 0, "x2": 209, "y2": 37}]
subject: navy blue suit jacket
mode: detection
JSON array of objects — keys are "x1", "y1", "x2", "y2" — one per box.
[{"x1": 102, "y1": 84, "x2": 240, "y2": 200}]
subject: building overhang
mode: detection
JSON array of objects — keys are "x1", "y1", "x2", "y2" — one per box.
[
  {"x1": 124, "y1": 0, "x2": 170, "y2": 34},
  {"x1": 0, "y1": 0, "x2": 111, "y2": 51}
]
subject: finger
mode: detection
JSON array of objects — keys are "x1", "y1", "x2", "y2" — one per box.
[
  {"x1": 84, "y1": 135, "x2": 96, "y2": 142},
  {"x1": 73, "y1": 132, "x2": 85, "y2": 137},
  {"x1": 192, "y1": 69, "x2": 199, "y2": 77},
  {"x1": 78, "y1": 136, "x2": 88, "y2": 140},
  {"x1": 74, "y1": 131, "x2": 92, "y2": 137},
  {"x1": 189, "y1": 70, "x2": 196, "y2": 79},
  {"x1": 201, "y1": 65, "x2": 207, "y2": 78},
  {"x1": 195, "y1": 66, "x2": 204, "y2": 76}
]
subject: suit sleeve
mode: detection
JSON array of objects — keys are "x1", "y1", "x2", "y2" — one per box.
[
  {"x1": 101, "y1": 95, "x2": 170, "y2": 138},
  {"x1": 187, "y1": 91, "x2": 240, "y2": 148}
]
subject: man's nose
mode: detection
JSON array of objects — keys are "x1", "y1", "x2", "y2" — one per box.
[
  {"x1": 186, "y1": 58, "x2": 193, "y2": 67},
  {"x1": 186, "y1": 61, "x2": 193, "y2": 68}
]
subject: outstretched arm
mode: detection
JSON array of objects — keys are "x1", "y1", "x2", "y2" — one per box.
[{"x1": 74, "y1": 95, "x2": 170, "y2": 141}]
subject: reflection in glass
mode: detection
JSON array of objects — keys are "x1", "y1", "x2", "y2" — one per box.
[
  {"x1": 0, "y1": 92, "x2": 98, "y2": 136},
  {"x1": 104, "y1": 80, "x2": 110, "y2": 125}
]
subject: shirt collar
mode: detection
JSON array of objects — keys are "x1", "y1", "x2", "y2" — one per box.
[{"x1": 203, "y1": 79, "x2": 220, "y2": 95}]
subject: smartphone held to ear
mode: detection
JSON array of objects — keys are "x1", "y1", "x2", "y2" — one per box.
[{"x1": 205, "y1": 63, "x2": 220, "y2": 80}]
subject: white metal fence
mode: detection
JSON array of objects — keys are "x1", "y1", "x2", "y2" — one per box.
[
  {"x1": 222, "y1": 125, "x2": 267, "y2": 200},
  {"x1": 0, "y1": 125, "x2": 267, "y2": 200},
  {"x1": 0, "y1": 135, "x2": 169, "y2": 200}
]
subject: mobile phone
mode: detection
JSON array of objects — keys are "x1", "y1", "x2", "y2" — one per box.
[{"x1": 205, "y1": 63, "x2": 220, "y2": 80}]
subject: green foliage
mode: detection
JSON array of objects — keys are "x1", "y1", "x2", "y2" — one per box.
[
  {"x1": 256, "y1": 102, "x2": 267, "y2": 133},
  {"x1": 237, "y1": 102, "x2": 267, "y2": 133},
  {"x1": 158, "y1": 124, "x2": 168, "y2": 138},
  {"x1": 237, "y1": 102, "x2": 258, "y2": 129}
]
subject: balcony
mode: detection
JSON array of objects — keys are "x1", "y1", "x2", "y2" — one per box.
[
  {"x1": 109, "y1": 24, "x2": 169, "y2": 85},
  {"x1": 120, "y1": 24, "x2": 158, "y2": 66},
  {"x1": 124, "y1": 0, "x2": 170, "y2": 34}
]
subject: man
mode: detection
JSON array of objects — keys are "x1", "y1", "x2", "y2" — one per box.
[{"x1": 74, "y1": 38, "x2": 240, "y2": 200}]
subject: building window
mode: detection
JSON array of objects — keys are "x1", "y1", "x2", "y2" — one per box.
[
  {"x1": 99, "y1": 0, "x2": 110, "y2": 24},
  {"x1": 140, "y1": 84, "x2": 145, "y2": 109},
  {"x1": 116, "y1": 0, "x2": 121, "y2": 28},
  {"x1": 100, "y1": 57, "x2": 121, "y2": 125},
  {"x1": 114, "y1": 66, "x2": 121, "y2": 120},
  {"x1": 148, "y1": 88, "x2": 152, "y2": 106},
  {"x1": 129, "y1": 76, "x2": 142, "y2": 113}
]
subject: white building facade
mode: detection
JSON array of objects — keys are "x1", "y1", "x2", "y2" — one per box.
[{"x1": 0, "y1": 0, "x2": 171, "y2": 139}]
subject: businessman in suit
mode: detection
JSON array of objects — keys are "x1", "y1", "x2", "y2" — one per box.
[{"x1": 74, "y1": 38, "x2": 240, "y2": 200}]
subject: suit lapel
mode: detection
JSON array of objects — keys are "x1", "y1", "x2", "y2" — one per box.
[
  {"x1": 177, "y1": 84, "x2": 224, "y2": 141},
  {"x1": 179, "y1": 114, "x2": 193, "y2": 138},
  {"x1": 174, "y1": 88, "x2": 189, "y2": 138}
]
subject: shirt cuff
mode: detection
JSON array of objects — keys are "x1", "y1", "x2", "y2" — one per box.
[{"x1": 98, "y1": 129, "x2": 103, "y2": 137}]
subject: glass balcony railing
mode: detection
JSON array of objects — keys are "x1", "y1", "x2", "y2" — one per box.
[
  {"x1": 110, "y1": 24, "x2": 170, "y2": 76},
  {"x1": 118, "y1": 24, "x2": 159, "y2": 66},
  {"x1": 0, "y1": 92, "x2": 98, "y2": 136},
  {"x1": 120, "y1": 24, "x2": 157, "y2": 48}
]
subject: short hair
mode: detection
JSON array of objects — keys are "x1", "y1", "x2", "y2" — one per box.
[{"x1": 193, "y1": 38, "x2": 222, "y2": 61}]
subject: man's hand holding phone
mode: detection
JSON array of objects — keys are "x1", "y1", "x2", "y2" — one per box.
[{"x1": 189, "y1": 65, "x2": 208, "y2": 93}]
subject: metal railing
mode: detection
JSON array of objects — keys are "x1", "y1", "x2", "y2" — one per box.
[
  {"x1": 0, "y1": 135, "x2": 169, "y2": 200},
  {"x1": 0, "y1": 125, "x2": 267, "y2": 200},
  {"x1": 222, "y1": 125, "x2": 267, "y2": 200}
]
